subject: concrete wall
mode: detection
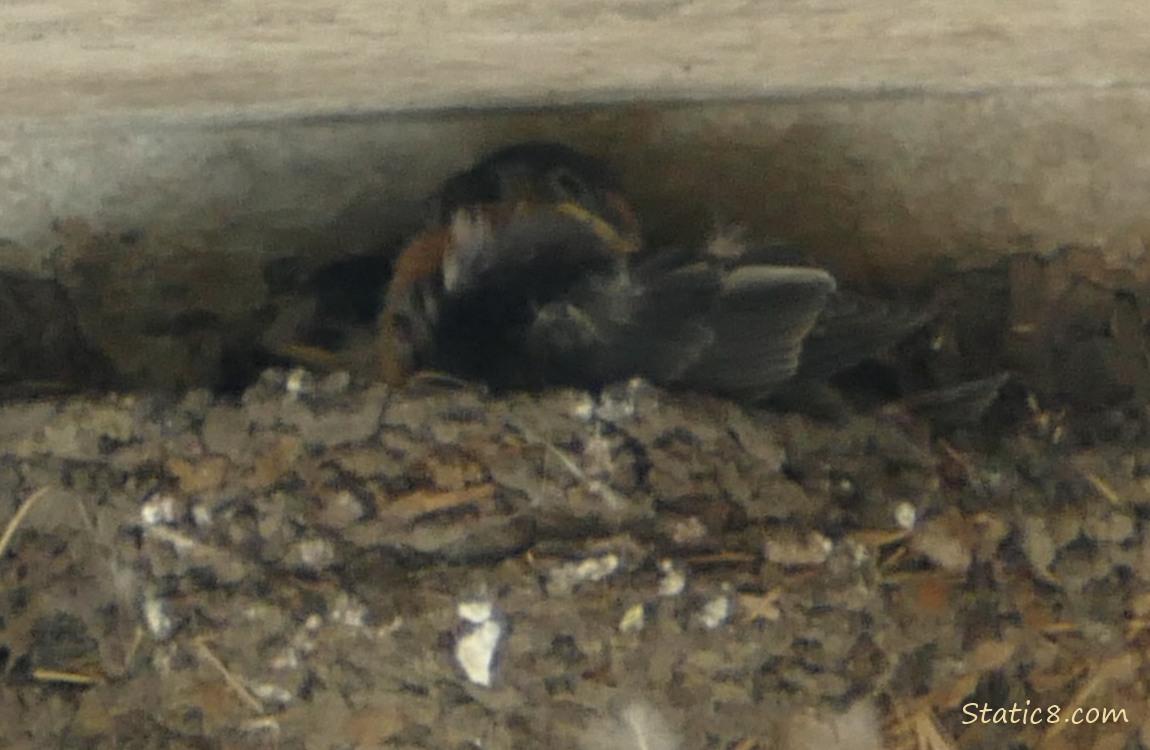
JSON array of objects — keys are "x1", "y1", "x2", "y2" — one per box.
[{"x1": 3, "y1": 1, "x2": 1149, "y2": 277}]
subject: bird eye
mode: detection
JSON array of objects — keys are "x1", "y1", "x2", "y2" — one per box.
[{"x1": 549, "y1": 167, "x2": 590, "y2": 203}]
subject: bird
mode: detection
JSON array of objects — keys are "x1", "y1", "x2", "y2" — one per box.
[
  {"x1": 375, "y1": 141, "x2": 848, "y2": 399},
  {"x1": 377, "y1": 142, "x2": 644, "y2": 386}
]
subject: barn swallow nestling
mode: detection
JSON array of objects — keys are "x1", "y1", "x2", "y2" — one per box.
[
  {"x1": 376, "y1": 141, "x2": 842, "y2": 399},
  {"x1": 377, "y1": 142, "x2": 643, "y2": 386}
]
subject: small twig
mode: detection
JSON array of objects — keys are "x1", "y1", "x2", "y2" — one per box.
[
  {"x1": 70, "y1": 492, "x2": 98, "y2": 535},
  {"x1": 937, "y1": 439, "x2": 984, "y2": 492},
  {"x1": 381, "y1": 483, "x2": 497, "y2": 525},
  {"x1": 683, "y1": 551, "x2": 759, "y2": 566},
  {"x1": 193, "y1": 638, "x2": 265, "y2": 714},
  {"x1": 121, "y1": 626, "x2": 146, "y2": 674},
  {"x1": 0, "y1": 486, "x2": 50, "y2": 561},
  {"x1": 1042, "y1": 621, "x2": 1081, "y2": 636},
  {"x1": 1083, "y1": 473, "x2": 1121, "y2": 505},
  {"x1": 880, "y1": 544, "x2": 910, "y2": 570},
  {"x1": 911, "y1": 708, "x2": 959, "y2": 750},
  {"x1": 31, "y1": 668, "x2": 103, "y2": 686},
  {"x1": 407, "y1": 370, "x2": 473, "y2": 389},
  {"x1": 240, "y1": 716, "x2": 282, "y2": 737}
]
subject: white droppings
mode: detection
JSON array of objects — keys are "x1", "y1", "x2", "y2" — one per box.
[
  {"x1": 568, "y1": 393, "x2": 596, "y2": 422},
  {"x1": 375, "y1": 616, "x2": 404, "y2": 637},
  {"x1": 577, "y1": 553, "x2": 620, "y2": 580},
  {"x1": 457, "y1": 599, "x2": 494, "y2": 624},
  {"x1": 658, "y1": 559, "x2": 686, "y2": 597},
  {"x1": 143, "y1": 525, "x2": 198, "y2": 554},
  {"x1": 250, "y1": 682, "x2": 294, "y2": 706},
  {"x1": 763, "y1": 530, "x2": 833, "y2": 566},
  {"x1": 191, "y1": 502, "x2": 213, "y2": 527},
  {"x1": 143, "y1": 594, "x2": 174, "y2": 640},
  {"x1": 329, "y1": 593, "x2": 368, "y2": 628},
  {"x1": 240, "y1": 717, "x2": 282, "y2": 738},
  {"x1": 284, "y1": 368, "x2": 311, "y2": 399},
  {"x1": 894, "y1": 501, "x2": 917, "y2": 530},
  {"x1": 619, "y1": 603, "x2": 646, "y2": 633},
  {"x1": 139, "y1": 493, "x2": 182, "y2": 526},
  {"x1": 328, "y1": 489, "x2": 365, "y2": 523},
  {"x1": 292, "y1": 538, "x2": 335, "y2": 570},
  {"x1": 546, "y1": 553, "x2": 621, "y2": 596},
  {"x1": 699, "y1": 593, "x2": 731, "y2": 630},
  {"x1": 269, "y1": 647, "x2": 300, "y2": 670},
  {"x1": 455, "y1": 619, "x2": 503, "y2": 687},
  {"x1": 848, "y1": 540, "x2": 871, "y2": 567},
  {"x1": 669, "y1": 516, "x2": 707, "y2": 545},
  {"x1": 594, "y1": 378, "x2": 645, "y2": 422}
]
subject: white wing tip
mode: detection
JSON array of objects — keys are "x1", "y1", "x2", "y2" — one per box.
[{"x1": 724, "y1": 265, "x2": 837, "y2": 293}]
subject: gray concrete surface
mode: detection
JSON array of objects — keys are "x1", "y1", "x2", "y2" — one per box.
[
  {"x1": 4, "y1": 92, "x2": 1149, "y2": 288},
  {"x1": 3, "y1": 0, "x2": 1149, "y2": 119}
]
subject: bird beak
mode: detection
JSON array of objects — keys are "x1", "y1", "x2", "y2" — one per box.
[{"x1": 554, "y1": 197, "x2": 641, "y2": 256}]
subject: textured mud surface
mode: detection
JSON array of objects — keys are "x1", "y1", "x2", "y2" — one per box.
[{"x1": 1, "y1": 367, "x2": 1148, "y2": 749}]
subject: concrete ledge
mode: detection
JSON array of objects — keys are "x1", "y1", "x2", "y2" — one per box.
[
  {"x1": 5, "y1": 1, "x2": 1149, "y2": 283},
  {"x1": 3, "y1": 1, "x2": 1149, "y2": 120}
]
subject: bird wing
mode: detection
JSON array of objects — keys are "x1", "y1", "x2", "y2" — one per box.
[
  {"x1": 525, "y1": 249, "x2": 836, "y2": 396},
  {"x1": 586, "y1": 261, "x2": 723, "y2": 383},
  {"x1": 675, "y1": 265, "x2": 837, "y2": 395},
  {"x1": 795, "y1": 292, "x2": 935, "y2": 381}
]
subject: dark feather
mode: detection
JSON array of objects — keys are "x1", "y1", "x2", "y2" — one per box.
[
  {"x1": 522, "y1": 242, "x2": 836, "y2": 395},
  {"x1": 676, "y1": 265, "x2": 836, "y2": 394},
  {"x1": 903, "y1": 371, "x2": 1013, "y2": 427},
  {"x1": 796, "y1": 292, "x2": 936, "y2": 380}
]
